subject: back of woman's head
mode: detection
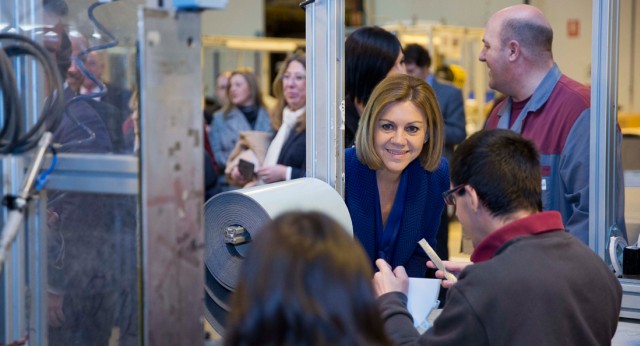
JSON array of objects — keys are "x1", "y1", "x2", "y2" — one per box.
[
  {"x1": 224, "y1": 211, "x2": 390, "y2": 346},
  {"x1": 345, "y1": 26, "x2": 402, "y2": 105}
]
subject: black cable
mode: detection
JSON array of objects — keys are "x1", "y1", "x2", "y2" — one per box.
[
  {"x1": 0, "y1": 1, "x2": 119, "y2": 153},
  {"x1": 0, "y1": 32, "x2": 65, "y2": 154},
  {"x1": 4, "y1": 41, "x2": 65, "y2": 148},
  {"x1": 0, "y1": 46, "x2": 21, "y2": 151}
]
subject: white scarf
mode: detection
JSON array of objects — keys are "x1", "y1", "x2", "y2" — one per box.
[{"x1": 262, "y1": 106, "x2": 304, "y2": 167}]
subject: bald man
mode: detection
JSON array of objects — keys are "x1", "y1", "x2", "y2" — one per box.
[
  {"x1": 80, "y1": 51, "x2": 132, "y2": 116},
  {"x1": 482, "y1": 5, "x2": 626, "y2": 244}
]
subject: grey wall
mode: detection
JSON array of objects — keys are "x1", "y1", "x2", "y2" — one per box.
[
  {"x1": 364, "y1": 0, "x2": 516, "y2": 27},
  {"x1": 200, "y1": 0, "x2": 265, "y2": 97}
]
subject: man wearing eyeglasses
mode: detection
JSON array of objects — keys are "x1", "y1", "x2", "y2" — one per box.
[{"x1": 373, "y1": 129, "x2": 622, "y2": 345}]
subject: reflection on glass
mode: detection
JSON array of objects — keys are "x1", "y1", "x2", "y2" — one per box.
[
  {"x1": 39, "y1": 0, "x2": 138, "y2": 155},
  {"x1": 39, "y1": 1, "x2": 141, "y2": 345},
  {"x1": 47, "y1": 191, "x2": 139, "y2": 345}
]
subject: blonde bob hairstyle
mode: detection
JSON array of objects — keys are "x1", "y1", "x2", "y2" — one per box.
[{"x1": 354, "y1": 74, "x2": 444, "y2": 172}]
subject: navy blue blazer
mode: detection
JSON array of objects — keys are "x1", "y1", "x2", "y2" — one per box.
[
  {"x1": 345, "y1": 148, "x2": 450, "y2": 277},
  {"x1": 431, "y1": 78, "x2": 466, "y2": 159},
  {"x1": 277, "y1": 128, "x2": 305, "y2": 179}
]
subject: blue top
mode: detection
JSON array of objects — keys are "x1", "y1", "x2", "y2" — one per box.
[
  {"x1": 345, "y1": 148, "x2": 450, "y2": 277},
  {"x1": 375, "y1": 169, "x2": 408, "y2": 264}
]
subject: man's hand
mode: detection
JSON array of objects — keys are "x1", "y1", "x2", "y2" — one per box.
[
  {"x1": 48, "y1": 291, "x2": 65, "y2": 327},
  {"x1": 373, "y1": 259, "x2": 409, "y2": 297},
  {"x1": 426, "y1": 260, "x2": 472, "y2": 288}
]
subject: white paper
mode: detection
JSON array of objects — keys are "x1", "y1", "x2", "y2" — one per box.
[{"x1": 407, "y1": 278, "x2": 441, "y2": 333}]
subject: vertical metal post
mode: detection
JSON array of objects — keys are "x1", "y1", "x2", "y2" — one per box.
[
  {"x1": 591, "y1": 0, "x2": 640, "y2": 319},
  {"x1": 26, "y1": 197, "x2": 47, "y2": 346},
  {"x1": 304, "y1": 0, "x2": 345, "y2": 193},
  {"x1": 3, "y1": 158, "x2": 28, "y2": 345},
  {"x1": 139, "y1": 7, "x2": 205, "y2": 344},
  {"x1": 590, "y1": 0, "x2": 620, "y2": 257},
  {"x1": 1, "y1": 0, "x2": 46, "y2": 343}
]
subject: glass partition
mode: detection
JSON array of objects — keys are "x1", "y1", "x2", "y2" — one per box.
[
  {"x1": 1, "y1": 0, "x2": 142, "y2": 344},
  {"x1": 592, "y1": 0, "x2": 640, "y2": 319},
  {"x1": 616, "y1": 0, "x2": 640, "y2": 318}
]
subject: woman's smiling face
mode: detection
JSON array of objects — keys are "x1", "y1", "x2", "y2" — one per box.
[{"x1": 373, "y1": 101, "x2": 427, "y2": 175}]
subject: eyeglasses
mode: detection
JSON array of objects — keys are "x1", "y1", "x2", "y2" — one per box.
[
  {"x1": 282, "y1": 74, "x2": 305, "y2": 83},
  {"x1": 442, "y1": 184, "x2": 465, "y2": 206}
]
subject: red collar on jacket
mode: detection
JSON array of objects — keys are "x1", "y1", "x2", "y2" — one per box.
[{"x1": 470, "y1": 211, "x2": 564, "y2": 263}]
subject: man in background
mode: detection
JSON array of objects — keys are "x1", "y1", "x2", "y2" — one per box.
[
  {"x1": 64, "y1": 37, "x2": 129, "y2": 153},
  {"x1": 404, "y1": 43, "x2": 466, "y2": 261},
  {"x1": 80, "y1": 50, "x2": 132, "y2": 115},
  {"x1": 481, "y1": 4, "x2": 626, "y2": 243}
]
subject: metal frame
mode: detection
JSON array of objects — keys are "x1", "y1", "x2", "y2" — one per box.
[
  {"x1": 591, "y1": 0, "x2": 620, "y2": 252},
  {"x1": 591, "y1": 0, "x2": 640, "y2": 319},
  {"x1": 138, "y1": 7, "x2": 205, "y2": 344},
  {"x1": 304, "y1": 0, "x2": 345, "y2": 193},
  {"x1": 44, "y1": 154, "x2": 138, "y2": 195},
  {"x1": 1, "y1": 1, "x2": 48, "y2": 344},
  {"x1": 3, "y1": 3, "x2": 204, "y2": 344},
  {"x1": 2, "y1": 157, "x2": 28, "y2": 345}
]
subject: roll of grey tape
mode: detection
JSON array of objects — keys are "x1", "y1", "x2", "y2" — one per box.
[{"x1": 204, "y1": 178, "x2": 352, "y2": 333}]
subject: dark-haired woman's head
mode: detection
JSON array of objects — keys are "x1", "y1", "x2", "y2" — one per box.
[
  {"x1": 224, "y1": 211, "x2": 391, "y2": 346},
  {"x1": 345, "y1": 26, "x2": 405, "y2": 106}
]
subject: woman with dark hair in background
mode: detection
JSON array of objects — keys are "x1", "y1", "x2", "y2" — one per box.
[
  {"x1": 224, "y1": 211, "x2": 391, "y2": 346},
  {"x1": 344, "y1": 26, "x2": 406, "y2": 148}
]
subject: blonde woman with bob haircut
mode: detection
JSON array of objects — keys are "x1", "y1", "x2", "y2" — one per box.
[{"x1": 345, "y1": 74, "x2": 450, "y2": 278}]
